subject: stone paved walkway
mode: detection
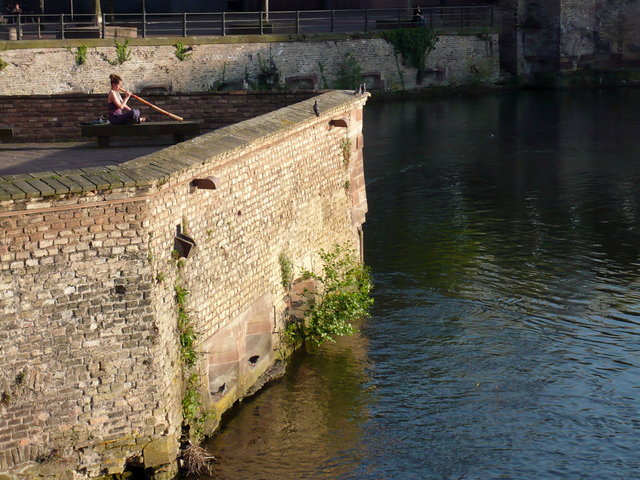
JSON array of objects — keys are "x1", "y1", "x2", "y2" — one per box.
[{"x1": 0, "y1": 140, "x2": 174, "y2": 176}]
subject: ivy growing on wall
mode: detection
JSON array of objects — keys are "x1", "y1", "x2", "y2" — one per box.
[
  {"x1": 381, "y1": 28, "x2": 438, "y2": 85},
  {"x1": 174, "y1": 282, "x2": 212, "y2": 442}
]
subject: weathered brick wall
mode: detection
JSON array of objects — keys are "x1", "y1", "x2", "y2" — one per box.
[
  {"x1": 0, "y1": 34, "x2": 499, "y2": 97},
  {"x1": 0, "y1": 195, "x2": 179, "y2": 478},
  {"x1": 0, "y1": 90, "x2": 368, "y2": 479},
  {"x1": 0, "y1": 92, "x2": 316, "y2": 142}
]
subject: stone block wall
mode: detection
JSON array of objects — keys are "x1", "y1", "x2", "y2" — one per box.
[
  {"x1": 0, "y1": 90, "x2": 369, "y2": 478},
  {"x1": 0, "y1": 34, "x2": 499, "y2": 97},
  {"x1": 560, "y1": 0, "x2": 640, "y2": 68},
  {"x1": 0, "y1": 92, "x2": 316, "y2": 142},
  {"x1": 497, "y1": 0, "x2": 640, "y2": 75}
]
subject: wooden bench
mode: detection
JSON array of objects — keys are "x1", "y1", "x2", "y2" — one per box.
[
  {"x1": 81, "y1": 121, "x2": 201, "y2": 147},
  {"x1": 0, "y1": 126, "x2": 13, "y2": 142}
]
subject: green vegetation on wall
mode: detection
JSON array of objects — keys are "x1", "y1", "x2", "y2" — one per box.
[
  {"x1": 174, "y1": 42, "x2": 192, "y2": 61},
  {"x1": 99, "y1": 39, "x2": 131, "y2": 66},
  {"x1": 0, "y1": 57, "x2": 7, "y2": 71},
  {"x1": 174, "y1": 283, "x2": 212, "y2": 442},
  {"x1": 381, "y1": 28, "x2": 438, "y2": 84},
  {"x1": 285, "y1": 244, "x2": 374, "y2": 346},
  {"x1": 74, "y1": 45, "x2": 88, "y2": 65},
  {"x1": 255, "y1": 51, "x2": 280, "y2": 90},
  {"x1": 279, "y1": 253, "x2": 293, "y2": 289},
  {"x1": 333, "y1": 52, "x2": 362, "y2": 89}
]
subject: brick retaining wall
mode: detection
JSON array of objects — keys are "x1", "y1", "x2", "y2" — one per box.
[
  {"x1": 0, "y1": 90, "x2": 369, "y2": 479},
  {"x1": 0, "y1": 91, "x2": 316, "y2": 142}
]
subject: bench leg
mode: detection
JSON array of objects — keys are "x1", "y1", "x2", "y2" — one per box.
[
  {"x1": 173, "y1": 134, "x2": 185, "y2": 144},
  {"x1": 97, "y1": 136, "x2": 110, "y2": 147}
]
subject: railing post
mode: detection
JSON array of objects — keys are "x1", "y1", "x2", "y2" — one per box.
[
  {"x1": 102, "y1": 13, "x2": 106, "y2": 38},
  {"x1": 16, "y1": 14, "x2": 21, "y2": 40},
  {"x1": 330, "y1": 9, "x2": 334, "y2": 33},
  {"x1": 59, "y1": 13, "x2": 64, "y2": 39},
  {"x1": 398, "y1": 7, "x2": 402, "y2": 26},
  {"x1": 221, "y1": 11, "x2": 226, "y2": 36},
  {"x1": 364, "y1": 8, "x2": 368, "y2": 32},
  {"x1": 183, "y1": 12, "x2": 187, "y2": 36},
  {"x1": 490, "y1": 6, "x2": 494, "y2": 27},
  {"x1": 430, "y1": 10, "x2": 433, "y2": 29},
  {"x1": 259, "y1": 11, "x2": 263, "y2": 35},
  {"x1": 142, "y1": 10, "x2": 147, "y2": 38},
  {"x1": 295, "y1": 10, "x2": 300, "y2": 34}
]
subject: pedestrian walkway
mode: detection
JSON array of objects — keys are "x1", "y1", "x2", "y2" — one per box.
[{"x1": 0, "y1": 140, "x2": 173, "y2": 176}]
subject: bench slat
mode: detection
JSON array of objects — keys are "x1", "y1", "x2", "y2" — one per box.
[{"x1": 81, "y1": 121, "x2": 201, "y2": 147}]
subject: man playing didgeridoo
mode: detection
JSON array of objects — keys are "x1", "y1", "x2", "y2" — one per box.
[{"x1": 107, "y1": 74, "x2": 146, "y2": 124}]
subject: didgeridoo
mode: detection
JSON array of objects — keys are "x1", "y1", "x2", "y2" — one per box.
[{"x1": 120, "y1": 89, "x2": 184, "y2": 122}]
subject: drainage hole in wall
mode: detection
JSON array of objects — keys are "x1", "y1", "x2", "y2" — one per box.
[
  {"x1": 248, "y1": 355, "x2": 260, "y2": 365},
  {"x1": 216, "y1": 383, "x2": 226, "y2": 395},
  {"x1": 115, "y1": 285, "x2": 126, "y2": 295}
]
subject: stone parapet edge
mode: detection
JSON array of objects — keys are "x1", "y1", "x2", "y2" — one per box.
[
  {"x1": 0, "y1": 28, "x2": 495, "y2": 51},
  {"x1": 0, "y1": 90, "x2": 369, "y2": 207}
]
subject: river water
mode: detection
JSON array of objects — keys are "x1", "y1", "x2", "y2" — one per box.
[{"x1": 204, "y1": 90, "x2": 640, "y2": 479}]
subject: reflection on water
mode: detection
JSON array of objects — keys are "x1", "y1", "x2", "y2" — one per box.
[
  {"x1": 205, "y1": 90, "x2": 640, "y2": 479},
  {"x1": 204, "y1": 334, "x2": 372, "y2": 480}
]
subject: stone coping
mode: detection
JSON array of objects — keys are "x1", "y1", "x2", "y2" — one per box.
[
  {"x1": 0, "y1": 90, "x2": 369, "y2": 203},
  {"x1": 0, "y1": 90, "x2": 318, "y2": 100},
  {"x1": 0, "y1": 27, "x2": 496, "y2": 51}
]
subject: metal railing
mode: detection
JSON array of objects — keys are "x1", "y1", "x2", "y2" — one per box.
[{"x1": 0, "y1": 6, "x2": 493, "y2": 41}]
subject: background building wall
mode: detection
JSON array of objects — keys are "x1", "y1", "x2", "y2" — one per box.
[{"x1": 0, "y1": 34, "x2": 500, "y2": 97}]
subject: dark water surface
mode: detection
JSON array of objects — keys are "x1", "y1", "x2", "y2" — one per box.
[{"x1": 205, "y1": 90, "x2": 640, "y2": 479}]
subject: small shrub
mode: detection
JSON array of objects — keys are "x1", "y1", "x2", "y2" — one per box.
[
  {"x1": 115, "y1": 40, "x2": 131, "y2": 64},
  {"x1": 318, "y1": 61, "x2": 329, "y2": 89},
  {"x1": 100, "y1": 39, "x2": 131, "y2": 66},
  {"x1": 75, "y1": 45, "x2": 88, "y2": 65},
  {"x1": 210, "y1": 63, "x2": 227, "y2": 91},
  {"x1": 0, "y1": 57, "x2": 8, "y2": 71},
  {"x1": 340, "y1": 137, "x2": 352, "y2": 167},
  {"x1": 279, "y1": 253, "x2": 293, "y2": 289},
  {"x1": 287, "y1": 244, "x2": 373, "y2": 346},
  {"x1": 333, "y1": 52, "x2": 362, "y2": 89},
  {"x1": 174, "y1": 42, "x2": 192, "y2": 61},
  {"x1": 256, "y1": 52, "x2": 280, "y2": 90}
]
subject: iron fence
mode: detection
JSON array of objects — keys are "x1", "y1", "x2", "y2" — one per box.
[{"x1": 0, "y1": 6, "x2": 493, "y2": 41}]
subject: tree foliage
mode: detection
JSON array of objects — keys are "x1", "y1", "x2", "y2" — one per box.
[{"x1": 381, "y1": 28, "x2": 438, "y2": 84}]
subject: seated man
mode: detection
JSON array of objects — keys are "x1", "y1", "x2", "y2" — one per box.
[{"x1": 413, "y1": 5, "x2": 427, "y2": 26}]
